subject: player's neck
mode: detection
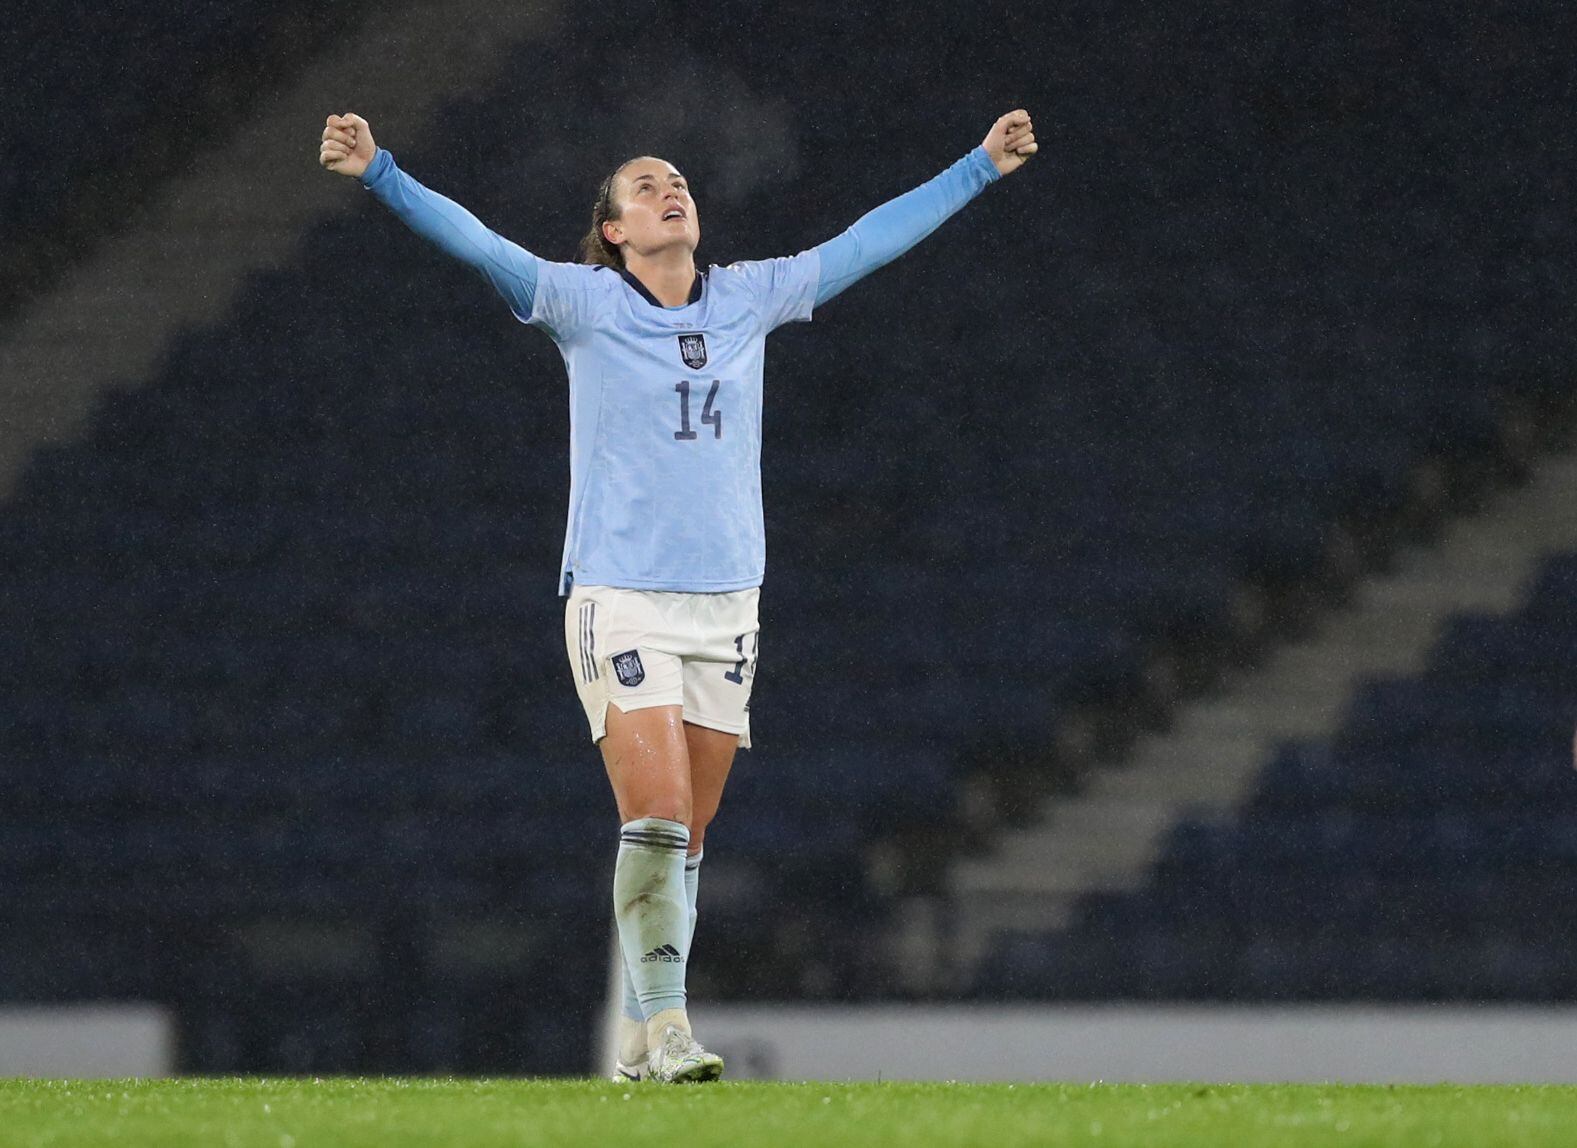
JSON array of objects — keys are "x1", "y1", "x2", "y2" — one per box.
[{"x1": 623, "y1": 249, "x2": 698, "y2": 309}]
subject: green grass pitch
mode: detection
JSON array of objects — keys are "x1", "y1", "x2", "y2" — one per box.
[{"x1": 4, "y1": 1077, "x2": 1576, "y2": 1147}]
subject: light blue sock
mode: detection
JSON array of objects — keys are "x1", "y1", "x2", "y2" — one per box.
[
  {"x1": 613, "y1": 817, "x2": 691, "y2": 1019},
  {"x1": 684, "y1": 848, "x2": 703, "y2": 951},
  {"x1": 622, "y1": 847, "x2": 702, "y2": 1023}
]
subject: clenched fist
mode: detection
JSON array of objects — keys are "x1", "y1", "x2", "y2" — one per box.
[
  {"x1": 319, "y1": 113, "x2": 377, "y2": 179},
  {"x1": 982, "y1": 109, "x2": 1037, "y2": 177}
]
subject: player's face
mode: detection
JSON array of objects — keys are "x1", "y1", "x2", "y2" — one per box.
[{"x1": 604, "y1": 157, "x2": 700, "y2": 259}]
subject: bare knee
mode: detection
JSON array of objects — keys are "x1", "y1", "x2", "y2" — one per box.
[
  {"x1": 687, "y1": 795, "x2": 725, "y2": 853},
  {"x1": 626, "y1": 797, "x2": 693, "y2": 826},
  {"x1": 600, "y1": 703, "x2": 693, "y2": 827}
]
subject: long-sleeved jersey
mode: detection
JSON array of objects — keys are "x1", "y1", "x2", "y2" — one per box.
[{"x1": 360, "y1": 145, "x2": 1000, "y2": 593}]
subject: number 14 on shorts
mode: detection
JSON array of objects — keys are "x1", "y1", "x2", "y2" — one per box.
[{"x1": 725, "y1": 631, "x2": 758, "y2": 685}]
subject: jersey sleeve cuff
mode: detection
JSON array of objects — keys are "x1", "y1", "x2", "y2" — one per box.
[
  {"x1": 968, "y1": 145, "x2": 1002, "y2": 184},
  {"x1": 359, "y1": 147, "x2": 395, "y2": 189}
]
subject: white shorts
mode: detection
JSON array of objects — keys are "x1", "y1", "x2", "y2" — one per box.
[{"x1": 564, "y1": 584, "x2": 761, "y2": 747}]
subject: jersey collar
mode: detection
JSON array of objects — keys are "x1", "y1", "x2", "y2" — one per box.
[{"x1": 619, "y1": 267, "x2": 705, "y2": 309}]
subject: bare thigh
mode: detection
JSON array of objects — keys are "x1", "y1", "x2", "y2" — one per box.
[
  {"x1": 684, "y1": 722, "x2": 739, "y2": 854},
  {"x1": 601, "y1": 702, "x2": 692, "y2": 826}
]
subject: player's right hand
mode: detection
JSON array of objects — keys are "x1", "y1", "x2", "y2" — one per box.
[{"x1": 320, "y1": 113, "x2": 376, "y2": 178}]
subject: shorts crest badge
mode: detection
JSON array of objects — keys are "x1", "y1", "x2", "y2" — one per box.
[
  {"x1": 677, "y1": 333, "x2": 707, "y2": 370},
  {"x1": 612, "y1": 649, "x2": 646, "y2": 687}
]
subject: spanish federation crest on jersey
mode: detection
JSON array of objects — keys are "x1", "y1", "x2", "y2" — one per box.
[
  {"x1": 677, "y1": 333, "x2": 707, "y2": 370},
  {"x1": 612, "y1": 649, "x2": 646, "y2": 687}
]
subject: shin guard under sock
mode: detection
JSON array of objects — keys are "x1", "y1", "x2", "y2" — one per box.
[{"x1": 612, "y1": 817, "x2": 691, "y2": 1020}]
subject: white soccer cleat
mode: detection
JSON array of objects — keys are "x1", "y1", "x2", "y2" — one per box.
[
  {"x1": 645, "y1": 1023, "x2": 723, "y2": 1083},
  {"x1": 611, "y1": 1060, "x2": 646, "y2": 1082},
  {"x1": 612, "y1": 1013, "x2": 647, "y2": 1081}
]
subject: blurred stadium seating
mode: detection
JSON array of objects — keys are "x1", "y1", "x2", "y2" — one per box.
[
  {"x1": 976, "y1": 551, "x2": 1577, "y2": 1001},
  {"x1": 0, "y1": 1, "x2": 1572, "y2": 1070},
  {"x1": 0, "y1": 2, "x2": 371, "y2": 318}
]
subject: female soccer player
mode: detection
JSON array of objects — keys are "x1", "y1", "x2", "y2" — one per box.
[{"x1": 319, "y1": 107, "x2": 1036, "y2": 1082}]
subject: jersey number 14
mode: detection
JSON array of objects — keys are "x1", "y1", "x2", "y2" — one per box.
[{"x1": 674, "y1": 380, "x2": 722, "y2": 440}]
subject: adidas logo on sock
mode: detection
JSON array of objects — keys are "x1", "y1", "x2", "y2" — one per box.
[{"x1": 640, "y1": 944, "x2": 683, "y2": 964}]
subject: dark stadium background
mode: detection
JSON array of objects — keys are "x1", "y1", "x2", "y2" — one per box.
[{"x1": 2, "y1": 0, "x2": 1573, "y2": 1074}]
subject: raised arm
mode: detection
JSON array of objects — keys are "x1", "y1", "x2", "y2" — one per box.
[
  {"x1": 811, "y1": 110, "x2": 1037, "y2": 307},
  {"x1": 319, "y1": 113, "x2": 538, "y2": 321}
]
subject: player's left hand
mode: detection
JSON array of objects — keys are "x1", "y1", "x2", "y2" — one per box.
[{"x1": 983, "y1": 109, "x2": 1037, "y2": 177}]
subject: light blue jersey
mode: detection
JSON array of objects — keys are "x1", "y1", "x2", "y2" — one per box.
[
  {"x1": 530, "y1": 253, "x2": 817, "y2": 592},
  {"x1": 360, "y1": 145, "x2": 1000, "y2": 593}
]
